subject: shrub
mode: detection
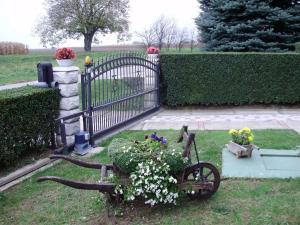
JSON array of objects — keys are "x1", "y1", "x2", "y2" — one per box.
[
  {"x1": 0, "y1": 42, "x2": 29, "y2": 55},
  {"x1": 296, "y1": 42, "x2": 300, "y2": 53},
  {"x1": 108, "y1": 137, "x2": 187, "y2": 206},
  {"x1": 108, "y1": 138, "x2": 187, "y2": 174},
  {"x1": 0, "y1": 86, "x2": 60, "y2": 167},
  {"x1": 160, "y1": 53, "x2": 300, "y2": 106}
]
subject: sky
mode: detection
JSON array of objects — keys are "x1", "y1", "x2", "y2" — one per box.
[{"x1": 0, "y1": 0, "x2": 200, "y2": 49}]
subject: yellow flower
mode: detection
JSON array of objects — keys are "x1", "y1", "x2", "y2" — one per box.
[
  {"x1": 248, "y1": 136, "x2": 254, "y2": 142},
  {"x1": 242, "y1": 127, "x2": 251, "y2": 133},
  {"x1": 229, "y1": 129, "x2": 238, "y2": 135}
]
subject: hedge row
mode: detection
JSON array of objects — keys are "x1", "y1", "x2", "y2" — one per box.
[
  {"x1": 296, "y1": 42, "x2": 300, "y2": 52},
  {"x1": 0, "y1": 86, "x2": 60, "y2": 167},
  {"x1": 160, "y1": 53, "x2": 300, "y2": 106}
]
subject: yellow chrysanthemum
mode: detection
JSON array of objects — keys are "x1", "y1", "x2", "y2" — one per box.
[
  {"x1": 248, "y1": 136, "x2": 254, "y2": 142},
  {"x1": 229, "y1": 129, "x2": 238, "y2": 135},
  {"x1": 242, "y1": 127, "x2": 251, "y2": 133}
]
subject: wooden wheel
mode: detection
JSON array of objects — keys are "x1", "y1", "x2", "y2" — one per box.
[{"x1": 184, "y1": 162, "x2": 220, "y2": 200}]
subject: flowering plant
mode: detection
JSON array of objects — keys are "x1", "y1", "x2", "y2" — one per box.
[
  {"x1": 145, "y1": 132, "x2": 167, "y2": 145},
  {"x1": 54, "y1": 48, "x2": 76, "y2": 60},
  {"x1": 147, "y1": 46, "x2": 160, "y2": 54},
  {"x1": 229, "y1": 127, "x2": 254, "y2": 145},
  {"x1": 109, "y1": 136, "x2": 189, "y2": 206}
]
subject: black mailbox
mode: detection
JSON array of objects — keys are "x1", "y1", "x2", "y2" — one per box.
[{"x1": 37, "y1": 62, "x2": 53, "y2": 87}]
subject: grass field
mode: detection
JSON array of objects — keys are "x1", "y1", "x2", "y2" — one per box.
[
  {"x1": 0, "y1": 51, "x2": 116, "y2": 85},
  {"x1": 0, "y1": 129, "x2": 299, "y2": 225},
  {"x1": 0, "y1": 48, "x2": 199, "y2": 85}
]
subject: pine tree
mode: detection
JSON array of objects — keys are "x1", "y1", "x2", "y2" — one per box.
[{"x1": 196, "y1": 0, "x2": 300, "y2": 51}]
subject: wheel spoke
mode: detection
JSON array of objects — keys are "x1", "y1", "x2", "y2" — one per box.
[
  {"x1": 204, "y1": 170, "x2": 213, "y2": 179},
  {"x1": 185, "y1": 163, "x2": 220, "y2": 200}
]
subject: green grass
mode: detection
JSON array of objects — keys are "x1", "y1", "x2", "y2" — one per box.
[
  {"x1": 0, "y1": 48, "x2": 200, "y2": 85},
  {"x1": 0, "y1": 130, "x2": 299, "y2": 225},
  {"x1": 0, "y1": 51, "x2": 113, "y2": 85},
  {"x1": 80, "y1": 78, "x2": 144, "y2": 110}
]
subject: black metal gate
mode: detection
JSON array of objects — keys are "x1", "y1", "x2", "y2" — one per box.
[{"x1": 81, "y1": 53, "x2": 160, "y2": 145}]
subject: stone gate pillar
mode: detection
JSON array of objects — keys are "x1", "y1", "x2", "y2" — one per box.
[{"x1": 53, "y1": 66, "x2": 80, "y2": 146}]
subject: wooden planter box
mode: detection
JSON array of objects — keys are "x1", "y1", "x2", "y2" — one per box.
[{"x1": 226, "y1": 141, "x2": 254, "y2": 158}]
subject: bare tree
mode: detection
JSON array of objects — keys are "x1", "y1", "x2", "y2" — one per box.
[
  {"x1": 189, "y1": 28, "x2": 199, "y2": 52},
  {"x1": 176, "y1": 28, "x2": 188, "y2": 52},
  {"x1": 36, "y1": 0, "x2": 129, "y2": 51},
  {"x1": 152, "y1": 16, "x2": 175, "y2": 50},
  {"x1": 164, "y1": 20, "x2": 178, "y2": 51},
  {"x1": 135, "y1": 27, "x2": 155, "y2": 48}
]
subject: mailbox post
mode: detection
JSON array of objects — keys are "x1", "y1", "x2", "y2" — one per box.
[{"x1": 36, "y1": 62, "x2": 58, "y2": 88}]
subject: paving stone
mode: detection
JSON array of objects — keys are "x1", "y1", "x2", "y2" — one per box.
[{"x1": 129, "y1": 107, "x2": 300, "y2": 134}]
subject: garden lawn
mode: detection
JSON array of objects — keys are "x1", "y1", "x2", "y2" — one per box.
[
  {"x1": 0, "y1": 130, "x2": 300, "y2": 225},
  {"x1": 0, "y1": 51, "x2": 111, "y2": 85},
  {"x1": 0, "y1": 48, "x2": 199, "y2": 85}
]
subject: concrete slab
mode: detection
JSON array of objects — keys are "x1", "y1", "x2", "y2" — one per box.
[
  {"x1": 71, "y1": 147, "x2": 104, "y2": 158},
  {"x1": 222, "y1": 149, "x2": 300, "y2": 179}
]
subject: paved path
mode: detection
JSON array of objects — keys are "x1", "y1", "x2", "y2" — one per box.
[
  {"x1": 130, "y1": 106, "x2": 300, "y2": 133},
  {"x1": 0, "y1": 81, "x2": 36, "y2": 91}
]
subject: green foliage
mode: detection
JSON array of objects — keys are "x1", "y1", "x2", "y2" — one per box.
[
  {"x1": 0, "y1": 130, "x2": 299, "y2": 224},
  {"x1": 160, "y1": 53, "x2": 300, "y2": 106},
  {"x1": 108, "y1": 138, "x2": 187, "y2": 174},
  {"x1": 196, "y1": 0, "x2": 300, "y2": 52},
  {"x1": 229, "y1": 127, "x2": 254, "y2": 145},
  {"x1": 0, "y1": 86, "x2": 60, "y2": 167},
  {"x1": 36, "y1": 0, "x2": 129, "y2": 51},
  {"x1": 296, "y1": 42, "x2": 300, "y2": 52}
]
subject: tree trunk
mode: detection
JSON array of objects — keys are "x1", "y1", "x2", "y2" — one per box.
[{"x1": 84, "y1": 34, "x2": 93, "y2": 52}]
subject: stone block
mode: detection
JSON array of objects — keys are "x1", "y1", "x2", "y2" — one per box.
[
  {"x1": 65, "y1": 121, "x2": 80, "y2": 136},
  {"x1": 60, "y1": 96, "x2": 80, "y2": 110},
  {"x1": 53, "y1": 70, "x2": 79, "y2": 84},
  {"x1": 59, "y1": 108, "x2": 80, "y2": 123},
  {"x1": 59, "y1": 83, "x2": 78, "y2": 97},
  {"x1": 56, "y1": 135, "x2": 75, "y2": 146},
  {"x1": 56, "y1": 121, "x2": 80, "y2": 136}
]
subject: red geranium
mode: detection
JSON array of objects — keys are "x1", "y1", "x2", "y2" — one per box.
[
  {"x1": 55, "y1": 48, "x2": 76, "y2": 60},
  {"x1": 147, "y1": 47, "x2": 160, "y2": 54}
]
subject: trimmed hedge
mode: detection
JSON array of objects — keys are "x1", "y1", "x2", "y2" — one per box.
[
  {"x1": 160, "y1": 53, "x2": 300, "y2": 106},
  {"x1": 0, "y1": 86, "x2": 60, "y2": 167},
  {"x1": 296, "y1": 42, "x2": 300, "y2": 53}
]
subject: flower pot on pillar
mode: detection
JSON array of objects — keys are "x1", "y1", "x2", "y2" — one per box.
[
  {"x1": 56, "y1": 59, "x2": 74, "y2": 67},
  {"x1": 146, "y1": 46, "x2": 160, "y2": 63},
  {"x1": 55, "y1": 47, "x2": 76, "y2": 67}
]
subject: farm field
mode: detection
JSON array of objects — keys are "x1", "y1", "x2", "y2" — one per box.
[
  {"x1": 0, "y1": 130, "x2": 299, "y2": 225},
  {"x1": 0, "y1": 51, "x2": 112, "y2": 85},
  {"x1": 0, "y1": 48, "x2": 199, "y2": 85}
]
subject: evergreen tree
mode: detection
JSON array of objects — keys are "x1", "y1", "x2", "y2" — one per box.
[{"x1": 196, "y1": 0, "x2": 300, "y2": 51}]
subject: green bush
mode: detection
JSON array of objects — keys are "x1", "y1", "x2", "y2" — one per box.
[
  {"x1": 0, "y1": 86, "x2": 60, "y2": 167},
  {"x1": 160, "y1": 53, "x2": 300, "y2": 106},
  {"x1": 108, "y1": 138, "x2": 187, "y2": 174},
  {"x1": 296, "y1": 42, "x2": 300, "y2": 53}
]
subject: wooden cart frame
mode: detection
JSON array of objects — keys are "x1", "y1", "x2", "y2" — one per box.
[{"x1": 38, "y1": 126, "x2": 221, "y2": 201}]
